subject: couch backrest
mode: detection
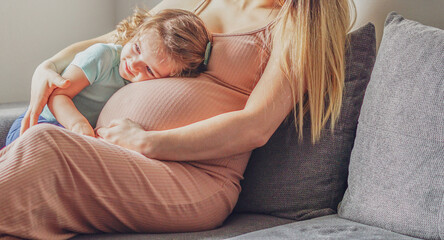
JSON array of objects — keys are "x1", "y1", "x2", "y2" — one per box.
[{"x1": 234, "y1": 23, "x2": 377, "y2": 220}]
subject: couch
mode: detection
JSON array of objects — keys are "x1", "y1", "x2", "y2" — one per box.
[{"x1": 0, "y1": 12, "x2": 442, "y2": 240}]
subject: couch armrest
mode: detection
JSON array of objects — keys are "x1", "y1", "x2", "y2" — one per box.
[{"x1": 0, "y1": 102, "x2": 28, "y2": 148}]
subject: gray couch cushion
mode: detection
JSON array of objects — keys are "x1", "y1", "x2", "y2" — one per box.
[
  {"x1": 71, "y1": 213, "x2": 294, "y2": 239},
  {"x1": 234, "y1": 23, "x2": 377, "y2": 220},
  {"x1": 228, "y1": 214, "x2": 421, "y2": 240},
  {"x1": 0, "y1": 102, "x2": 27, "y2": 148},
  {"x1": 338, "y1": 12, "x2": 444, "y2": 240}
]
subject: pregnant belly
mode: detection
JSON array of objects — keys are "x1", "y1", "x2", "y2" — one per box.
[{"x1": 96, "y1": 77, "x2": 249, "y2": 131}]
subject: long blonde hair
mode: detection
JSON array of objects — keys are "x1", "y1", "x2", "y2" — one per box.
[
  {"x1": 114, "y1": 8, "x2": 212, "y2": 77},
  {"x1": 274, "y1": 0, "x2": 355, "y2": 143}
]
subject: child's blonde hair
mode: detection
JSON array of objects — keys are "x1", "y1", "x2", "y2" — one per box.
[{"x1": 114, "y1": 8, "x2": 212, "y2": 77}]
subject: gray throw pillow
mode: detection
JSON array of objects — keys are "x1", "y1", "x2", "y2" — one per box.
[
  {"x1": 234, "y1": 23, "x2": 377, "y2": 220},
  {"x1": 338, "y1": 12, "x2": 444, "y2": 239}
]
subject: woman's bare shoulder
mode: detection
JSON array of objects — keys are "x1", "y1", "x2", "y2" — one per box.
[{"x1": 151, "y1": 0, "x2": 204, "y2": 13}]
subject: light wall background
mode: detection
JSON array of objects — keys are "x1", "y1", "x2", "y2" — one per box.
[{"x1": 1, "y1": 0, "x2": 443, "y2": 104}]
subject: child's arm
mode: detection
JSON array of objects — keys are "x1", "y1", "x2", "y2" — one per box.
[{"x1": 47, "y1": 65, "x2": 95, "y2": 137}]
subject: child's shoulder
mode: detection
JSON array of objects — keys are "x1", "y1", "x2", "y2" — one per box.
[
  {"x1": 88, "y1": 43, "x2": 122, "y2": 54},
  {"x1": 81, "y1": 43, "x2": 122, "y2": 60}
]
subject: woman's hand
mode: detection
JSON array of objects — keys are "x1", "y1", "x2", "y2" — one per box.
[
  {"x1": 96, "y1": 118, "x2": 147, "y2": 153},
  {"x1": 70, "y1": 121, "x2": 95, "y2": 137},
  {"x1": 20, "y1": 61, "x2": 71, "y2": 135}
]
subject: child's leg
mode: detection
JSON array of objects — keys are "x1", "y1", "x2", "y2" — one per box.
[{"x1": 5, "y1": 111, "x2": 63, "y2": 146}]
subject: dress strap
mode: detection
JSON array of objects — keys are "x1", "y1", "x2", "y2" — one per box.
[{"x1": 193, "y1": 0, "x2": 210, "y2": 15}]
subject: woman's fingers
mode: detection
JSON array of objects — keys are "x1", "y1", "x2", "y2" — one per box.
[
  {"x1": 71, "y1": 122, "x2": 95, "y2": 137},
  {"x1": 20, "y1": 61, "x2": 72, "y2": 135},
  {"x1": 50, "y1": 76, "x2": 71, "y2": 89},
  {"x1": 18, "y1": 57, "x2": 73, "y2": 136},
  {"x1": 29, "y1": 76, "x2": 71, "y2": 127},
  {"x1": 107, "y1": 118, "x2": 129, "y2": 128},
  {"x1": 96, "y1": 118, "x2": 142, "y2": 138},
  {"x1": 95, "y1": 127, "x2": 105, "y2": 137},
  {"x1": 95, "y1": 119, "x2": 124, "y2": 137},
  {"x1": 95, "y1": 125, "x2": 112, "y2": 138},
  {"x1": 20, "y1": 105, "x2": 45, "y2": 135},
  {"x1": 28, "y1": 107, "x2": 41, "y2": 129},
  {"x1": 20, "y1": 112, "x2": 31, "y2": 135},
  {"x1": 107, "y1": 118, "x2": 132, "y2": 128},
  {"x1": 19, "y1": 105, "x2": 42, "y2": 135},
  {"x1": 95, "y1": 119, "x2": 145, "y2": 153}
]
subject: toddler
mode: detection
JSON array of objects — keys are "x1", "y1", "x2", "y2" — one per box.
[{"x1": 6, "y1": 8, "x2": 212, "y2": 144}]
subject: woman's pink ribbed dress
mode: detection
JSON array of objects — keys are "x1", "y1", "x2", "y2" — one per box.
[{"x1": 0, "y1": 7, "x2": 273, "y2": 240}]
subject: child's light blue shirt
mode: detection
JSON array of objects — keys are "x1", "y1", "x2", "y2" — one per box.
[{"x1": 41, "y1": 43, "x2": 129, "y2": 127}]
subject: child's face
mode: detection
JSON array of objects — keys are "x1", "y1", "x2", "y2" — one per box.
[{"x1": 119, "y1": 32, "x2": 176, "y2": 82}]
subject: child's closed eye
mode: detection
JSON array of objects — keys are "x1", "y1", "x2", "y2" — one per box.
[
  {"x1": 135, "y1": 43, "x2": 141, "y2": 54},
  {"x1": 146, "y1": 66, "x2": 153, "y2": 75}
]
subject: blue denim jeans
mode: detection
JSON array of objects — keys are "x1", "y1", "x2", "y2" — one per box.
[{"x1": 5, "y1": 111, "x2": 63, "y2": 146}]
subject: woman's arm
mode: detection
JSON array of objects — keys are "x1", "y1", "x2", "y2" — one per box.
[
  {"x1": 96, "y1": 46, "x2": 296, "y2": 160},
  {"x1": 48, "y1": 65, "x2": 94, "y2": 137}
]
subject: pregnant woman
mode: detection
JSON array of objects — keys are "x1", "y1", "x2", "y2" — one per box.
[{"x1": 0, "y1": 0, "x2": 354, "y2": 239}]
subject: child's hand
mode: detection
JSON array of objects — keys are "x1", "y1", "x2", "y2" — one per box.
[{"x1": 70, "y1": 121, "x2": 95, "y2": 137}]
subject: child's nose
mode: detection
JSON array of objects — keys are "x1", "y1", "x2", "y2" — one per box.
[{"x1": 129, "y1": 59, "x2": 143, "y2": 73}]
